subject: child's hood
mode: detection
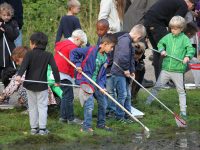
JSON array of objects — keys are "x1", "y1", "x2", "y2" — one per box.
[{"x1": 55, "y1": 40, "x2": 77, "y2": 51}]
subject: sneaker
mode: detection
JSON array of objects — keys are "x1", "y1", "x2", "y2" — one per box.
[
  {"x1": 106, "y1": 111, "x2": 115, "y2": 119},
  {"x1": 30, "y1": 128, "x2": 39, "y2": 135},
  {"x1": 38, "y1": 129, "x2": 49, "y2": 135},
  {"x1": 97, "y1": 125, "x2": 112, "y2": 131},
  {"x1": 125, "y1": 118, "x2": 134, "y2": 124},
  {"x1": 142, "y1": 79, "x2": 154, "y2": 88},
  {"x1": 180, "y1": 112, "x2": 187, "y2": 121},
  {"x1": 59, "y1": 118, "x2": 68, "y2": 123},
  {"x1": 68, "y1": 118, "x2": 83, "y2": 125},
  {"x1": 80, "y1": 127, "x2": 94, "y2": 134},
  {"x1": 116, "y1": 118, "x2": 127, "y2": 124}
]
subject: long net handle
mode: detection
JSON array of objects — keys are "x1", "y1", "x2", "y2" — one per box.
[
  {"x1": 113, "y1": 62, "x2": 175, "y2": 115},
  {"x1": 57, "y1": 51, "x2": 150, "y2": 132},
  {"x1": 9, "y1": 78, "x2": 80, "y2": 88},
  {"x1": 150, "y1": 48, "x2": 183, "y2": 62},
  {"x1": 3, "y1": 33, "x2": 16, "y2": 69}
]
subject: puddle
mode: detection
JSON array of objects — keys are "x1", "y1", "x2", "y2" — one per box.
[{"x1": 1, "y1": 130, "x2": 199, "y2": 150}]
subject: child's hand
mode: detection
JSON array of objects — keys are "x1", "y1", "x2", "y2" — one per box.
[
  {"x1": 183, "y1": 56, "x2": 190, "y2": 64},
  {"x1": 130, "y1": 73, "x2": 135, "y2": 79},
  {"x1": 15, "y1": 76, "x2": 22, "y2": 83},
  {"x1": 100, "y1": 88, "x2": 107, "y2": 95},
  {"x1": 161, "y1": 51, "x2": 167, "y2": 57},
  {"x1": 124, "y1": 70, "x2": 130, "y2": 77},
  {"x1": 77, "y1": 67, "x2": 82, "y2": 73},
  {"x1": 54, "y1": 83, "x2": 60, "y2": 86}
]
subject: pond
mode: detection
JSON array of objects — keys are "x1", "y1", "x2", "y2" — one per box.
[{"x1": 1, "y1": 129, "x2": 199, "y2": 150}]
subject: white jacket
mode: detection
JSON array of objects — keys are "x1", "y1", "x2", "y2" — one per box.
[{"x1": 98, "y1": 0, "x2": 122, "y2": 33}]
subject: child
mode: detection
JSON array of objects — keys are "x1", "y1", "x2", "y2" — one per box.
[
  {"x1": 70, "y1": 34, "x2": 117, "y2": 133},
  {"x1": 110, "y1": 24, "x2": 146, "y2": 122},
  {"x1": 54, "y1": 29, "x2": 87, "y2": 124},
  {"x1": 0, "y1": 46, "x2": 28, "y2": 105},
  {"x1": 16, "y1": 32, "x2": 60, "y2": 135},
  {"x1": 96, "y1": 19, "x2": 109, "y2": 45},
  {"x1": 55, "y1": 0, "x2": 81, "y2": 42},
  {"x1": 0, "y1": 2, "x2": 19, "y2": 78},
  {"x1": 131, "y1": 42, "x2": 146, "y2": 100},
  {"x1": 146, "y1": 16, "x2": 195, "y2": 120}
]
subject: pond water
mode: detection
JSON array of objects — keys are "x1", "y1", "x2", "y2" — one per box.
[{"x1": 1, "y1": 129, "x2": 199, "y2": 150}]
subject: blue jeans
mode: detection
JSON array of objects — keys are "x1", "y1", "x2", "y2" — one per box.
[
  {"x1": 60, "y1": 79, "x2": 74, "y2": 121},
  {"x1": 112, "y1": 75, "x2": 131, "y2": 119},
  {"x1": 14, "y1": 30, "x2": 22, "y2": 47},
  {"x1": 106, "y1": 76, "x2": 116, "y2": 113},
  {"x1": 83, "y1": 86, "x2": 107, "y2": 129}
]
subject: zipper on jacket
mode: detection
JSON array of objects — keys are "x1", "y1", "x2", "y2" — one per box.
[{"x1": 169, "y1": 36, "x2": 176, "y2": 71}]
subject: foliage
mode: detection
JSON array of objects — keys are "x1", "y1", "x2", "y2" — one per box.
[{"x1": 22, "y1": 0, "x2": 101, "y2": 52}]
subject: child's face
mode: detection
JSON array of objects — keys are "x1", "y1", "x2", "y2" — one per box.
[
  {"x1": 134, "y1": 54, "x2": 143, "y2": 62},
  {"x1": 100, "y1": 42, "x2": 115, "y2": 53},
  {"x1": 29, "y1": 41, "x2": 36, "y2": 49},
  {"x1": 15, "y1": 58, "x2": 23, "y2": 65},
  {"x1": 132, "y1": 33, "x2": 143, "y2": 43},
  {"x1": 96, "y1": 23, "x2": 109, "y2": 37},
  {"x1": 171, "y1": 27, "x2": 182, "y2": 36},
  {"x1": 71, "y1": 6, "x2": 80, "y2": 14},
  {"x1": 1, "y1": 11, "x2": 12, "y2": 22}
]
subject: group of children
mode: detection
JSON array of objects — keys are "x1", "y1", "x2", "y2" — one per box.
[{"x1": 0, "y1": 0, "x2": 197, "y2": 135}]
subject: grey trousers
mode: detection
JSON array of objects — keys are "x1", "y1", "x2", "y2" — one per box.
[
  {"x1": 147, "y1": 70, "x2": 187, "y2": 113},
  {"x1": 26, "y1": 89, "x2": 48, "y2": 129}
]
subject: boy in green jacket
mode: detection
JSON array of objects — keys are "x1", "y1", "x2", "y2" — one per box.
[{"x1": 146, "y1": 16, "x2": 195, "y2": 120}]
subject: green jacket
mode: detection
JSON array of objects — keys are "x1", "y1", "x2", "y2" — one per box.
[{"x1": 157, "y1": 32, "x2": 195, "y2": 73}]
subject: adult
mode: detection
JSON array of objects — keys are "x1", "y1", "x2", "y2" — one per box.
[
  {"x1": 0, "y1": 0, "x2": 23, "y2": 47},
  {"x1": 144, "y1": 0, "x2": 194, "y2": 81},
  {"x1": 98, "y1": 0, "x2": 126, "y2": 33}
]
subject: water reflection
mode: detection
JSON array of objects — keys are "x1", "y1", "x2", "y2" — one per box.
[{"x1": 1, "y1": 131, "x2": 200, "y2": 150}]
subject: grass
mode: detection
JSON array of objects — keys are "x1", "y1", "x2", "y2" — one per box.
[{"x1": 0, "y1": 89, "x2": 199, "y2": 145}]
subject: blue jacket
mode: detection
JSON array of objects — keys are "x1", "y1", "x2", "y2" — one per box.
[
  {"x1": 70, "y1": 46, "x2": 107, "y2": 89},
  {"x1": 111, "y1": 33, "x2": 135, "y2": 76}
]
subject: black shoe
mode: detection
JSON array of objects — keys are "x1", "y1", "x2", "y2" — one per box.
[
  {"x1": 97, "y1": 125, "x2": 112, "y2": 131},
  {"x1": 142, "y1": 79, "x2": 154, "y2": 88}
]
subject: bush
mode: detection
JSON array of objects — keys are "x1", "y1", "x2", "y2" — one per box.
[{"x1": 23, "y1": 0, "x2": 100, "y2": 52}]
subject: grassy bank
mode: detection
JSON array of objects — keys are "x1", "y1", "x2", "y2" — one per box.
[{"x1": 0, "y1": 89, "x2": 199, "y2": 145}]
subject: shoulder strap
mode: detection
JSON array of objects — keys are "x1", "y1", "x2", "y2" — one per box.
[{"x1": 81, "y1": 46, "x2": 95, "y2": 68}]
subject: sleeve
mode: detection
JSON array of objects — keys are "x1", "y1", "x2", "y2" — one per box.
[
  {"x1": 17, "y1": 52, "x2": 30, "y2": 77},
  {"x1": 175, "y1": 2, "x2": 188, "y2": 17},
  {"x1": 55, "y1": 17, "x2": 64, "y2": 42},
  {"x1": 115, "y1": 37, "x2": 132, "y2": 71},
  {"x1": 70, "y1": 47, "x2": 89, "y2": 67},
  {"x1": 3, "y1": 20, "x2": 19, "y2": 41},
  {"x1": 184, "y1": 37, "x2": 195, "y2": 59},
  {"x1": 98, "y1": 64, "x2": 107, "y2": 89},
  {"x1": 98, "y1": 0, "x2": 112, "y2": 20},
  {"x1": 73, "y1": 17, "x2": 81, "y2": 30},
  {"x1": 48, "y1": 54, "x2": 60, "y2": 83},
  {"x1": 157, "y1": 35, "x2": 168, "y2": 52},
  {"x1": 130, "y1": 47, "x2": 135, "y2": 73}
]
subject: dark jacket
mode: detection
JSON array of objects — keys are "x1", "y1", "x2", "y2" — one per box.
[
  {"x1": 0, "y1": 0, "x2": 23, "y2": 29},
  {"x1": 70, "y1": 46, "x2": 107, "y2": 89},
  {"x1": 111, "y1": 33, "x2": 135, "y2": 76},
  {"x1": 0, "y1": 19, "x2": 19, "y2": 67},
  {"x1": 18, "y1": 48, "x2": 60, "y2": 91},
  {"x1": 144, "y1": 0, "x2": 188, "y2": 27},
  {"x1": 56, "y1": 15, "x2": 81, "y2": 42}
]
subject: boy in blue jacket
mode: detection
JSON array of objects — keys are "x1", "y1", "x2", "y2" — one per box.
[
  {"x1": 70, "y1": 34, "x2": 117, "y2": 133},
  {"x1": 111, "y1": 24, "x2": 146, "y2": 122}
]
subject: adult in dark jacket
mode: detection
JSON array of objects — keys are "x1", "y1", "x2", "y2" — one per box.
[
  {"x1": 144, "y1": 0, "x2": 194, "y2": 81},
  {"x1": 0, "y1": 0, "x2": 23, "y2": 46}
]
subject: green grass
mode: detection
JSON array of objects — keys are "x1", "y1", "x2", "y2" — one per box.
[{"x1": 0, "y1": 89, "x2": 199, "y2": 145}]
